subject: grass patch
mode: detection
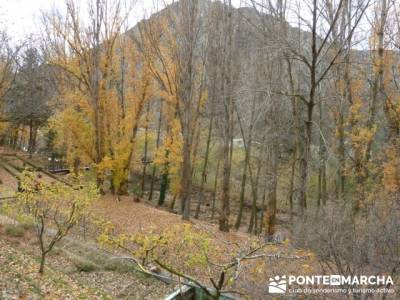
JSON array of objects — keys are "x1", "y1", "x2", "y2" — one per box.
[
  {"x1": 102, "y1": 260, "x2": 122, "y2": 271},
  {"x1": 5, "y1": 224, "x2": 25, "y2": 237},
  {"x1": 103, "y1": 260, "x2": 137, "y2": 273},
  {"x1": 73, "y1": 258, "x2": 97, "y2": 272},
  {"x1": 65, "y1": 242, "x2": 137, "y2": 273}
]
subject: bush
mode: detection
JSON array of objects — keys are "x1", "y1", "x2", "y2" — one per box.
[
  {"x1": 74, "y1": 258, "x2": 96, "y2": 272},
  {"x1": 102, "y1": 261, "x2": 119, "y2": 271},
  {"x1": 9, "y1": 170, "x2": 99, "y2": 274},
  {"x1": 20, "y1": 221, "x2": 34, "y2": 230},
  {"x1": 295, "y1": 200, "x2": 400, "y2": 283},
  {"x1": 5, "y1": 224, "x2": 25, "y2": 237},
  {"x1": 103, "y1": 260, "x2": 137, "y2": 273}
]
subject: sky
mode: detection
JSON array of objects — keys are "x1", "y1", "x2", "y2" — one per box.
[
  {"x1": 0, "y1": 0, "x2": 159, "y2": 43},
  {"x1": 0, "y1": 0, "x2": 371, "y2": 49},
  {"x1": 0, "y1": 0, "x2": 245, "y2": 44},
  {"x1": 0, "y1": 0, "x2": 57, "y2": 41}
]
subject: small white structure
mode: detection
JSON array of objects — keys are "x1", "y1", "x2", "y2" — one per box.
[{"x1": 232, "y1": 138, "x2": 244, "y2": 148}]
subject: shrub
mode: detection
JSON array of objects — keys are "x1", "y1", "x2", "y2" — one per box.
[
  {"x1": 74, "y1": 258, "x2": 96, "y2": 272},
  {"x1": 5, "y1": 224, "x2": 25, "y2": 237},
  {"x1": 295, "y1": 200, "x2": 400, "y2": 284},
  {"x1": 103, "y1": 260, "x2": 138, "y2": 273},
  {"x1": 8, "y1": 170, "x2": 99, "y2": 274},
  {"x1": 20, "y1": 221, "x2": 34, "y2": 230}
]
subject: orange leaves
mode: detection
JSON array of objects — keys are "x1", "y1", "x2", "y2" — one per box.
[
  {"x1": 383, "y1": 160, "x2": 400, "y2": 193},
  {"x1": 154, "y1": 117, "x2": 183, "y2": 196},
  {"x1": 50, "y1": 31, "x2": 156, "y2": 188},
  {"x1": 49, "y1": 106, "x2": 95, "y2": 165},
  {"x1": 346, "y1": 83, "x2": 376, "y2": 156},
  {"x1": 382, "y1": 141, "x2": 400, "y2": 194},
  {"x1": 349, "y1": 126, "x2": 377, "y2": 150}
]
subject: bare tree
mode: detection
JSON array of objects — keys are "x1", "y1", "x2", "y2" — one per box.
[
  {"x1": 280, "y1": 0, "x2": 369, "y2": 217},
  {"x1": 218, "y1": 0, "x2": 236, "y2": 232}
]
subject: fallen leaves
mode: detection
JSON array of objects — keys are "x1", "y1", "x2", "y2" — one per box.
[{"x1": 0, "y1": 237, "x2": 113, "y2": 299}]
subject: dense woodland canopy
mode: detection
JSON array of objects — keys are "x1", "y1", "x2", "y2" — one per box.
[{"x1": 0, "y1": 0, "x2": 400, "y2": 298}]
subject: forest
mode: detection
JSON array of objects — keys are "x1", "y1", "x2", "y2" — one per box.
[{"x1": 0, "y1": 0, "x2": 399, "y2": 299}]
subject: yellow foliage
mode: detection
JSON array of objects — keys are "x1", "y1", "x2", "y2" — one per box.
[
  {"x1": 49, "y1": 106, "x2": 94, "y2": 166},
  {"x1": 154, "y1": 117, "x2": 183, "y2": 196},
  {"x1": 5, "y1": 170, "x2": 98, "y2": 235},
  {"x1": 346, "y1": 81, "x2": 377, "y2": 180},
  {"x1": 49, "y1": 36, "x2": 155, "y2": 189},
  {"x1": 383, "y1": 141, "x2": 400, "y2": 194},
  {"x1": 99, "y1": 222, "x2": 211, "y2": 270},
  {"x1": 0, "y1": 121, "x2": 10, "y2": 137}
]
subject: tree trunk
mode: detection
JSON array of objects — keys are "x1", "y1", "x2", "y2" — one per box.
[
  {"x1": 92, "y1": 1, "x2": 105, "y2": 190},
  {"x1": 141, "y1": 102, "x2": 151, "y2": 198},
  {"x1": 28, "y1": 121, "x2": 37, "y2": 158},
  {"x1": 265, "y1": 143, "x2": 278, "y2": 240},
  {"x1": 288, "y1": 146, "x2": 296, "y2": 223},
  {"x1": 73, "y1": 157, "x2": 81, "y2": 177},
  {"x1": 258, "y1": 182, "x2": 267, "y2": 234},
  {"x1": 211, "y1": 154, "x2": 221, "y2": 220},
  {"x1": 180, "y1": 141, "x2": 192, "y2": 220},
  {"x1": 317, "y1": 96, "x2": 327, "y2": 206},
  {"x1": 218, "y1": 0, "x2": 234, "y2": 233},
  {"x1": 286, "y1": 57, "x2": 302, "y2": 222},
  {"x1": 248, "y1": 155, "x2": 262, "y2": 235},
  {"x1": 219, "y1": 139, "x2": 231, "y2": 232},
  {"x1": 235, "y1": 150, "x2": 249, "y2": 230},
  {"x1": 158, "y1": 166, "x2": 169, "y2": 206},
  {"x1": 149, "y1": 102, "x2": 163, "y2": 202},
  {"x1": 117, "y1": 119, "x2": 141, "y2": 196},
  {"x1": 13, "y1": 125, "x2": 20, "y2": 149},
  {"x1": 158, "y1": 148, "x2": 170, "y2": 206},
  {"x1": 195, "y1": 113, "x2": 213, "y2": 219},
  {"x1": 235, "y1": 96, "x2": 255, "y2": 229},
  {"x1": 337, "y1": 108, "x2": 346, "y2": 199},
  {"x1": 39, "y1": 252, "x2": 46, "y2": 274},
  {"x1": 298, "y1": 110, "x2": 312, "y2": 216},
  {"x1": 169, "y1": 194, "x2": 177, "y2": 211}
]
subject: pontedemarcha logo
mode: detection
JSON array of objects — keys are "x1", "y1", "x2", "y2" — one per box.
[
  {"x1": 268, "y1": 275, "x2": 287, "y2": 294},
  {"x1": 267, "y1": 274, "x2": 394, "y2": 295}
]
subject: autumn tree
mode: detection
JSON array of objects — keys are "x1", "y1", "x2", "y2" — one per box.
[
  {"x1": 6, "y1": 171, "x2": 98, "y2": 274},
  {"x1": 0, "y1": 31, "x2": 18, "y2": 142},
  {"x1": 136, "y1": 0, "x2": 207, "y2": 219},
  {"x1": 99, "y1": 219, "x2": 305, "y2": 299},
  {"x1": 0, "y1": 31, "x2": 16, "y2": 105},
  {"x1": 42, "y1": 0, "x2": 154, "y2": 193}
]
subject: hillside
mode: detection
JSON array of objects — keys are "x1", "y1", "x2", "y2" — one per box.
[
  {"x1": 0, "y1": 150, "x2": 318, "y2": 299},
  {"x1": 0, "y1": 236, "x2": 112, "y2": 299}
]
